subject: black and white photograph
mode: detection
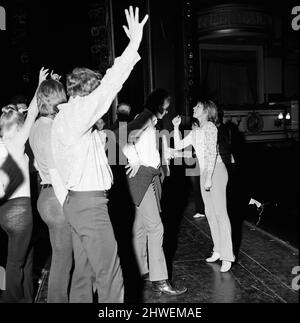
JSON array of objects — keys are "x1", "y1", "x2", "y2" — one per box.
[{"x1": 0, "y1": 0, "x2": 299, "y2": 319}]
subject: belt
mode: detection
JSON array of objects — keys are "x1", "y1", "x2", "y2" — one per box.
[
  {"x1": 41, "y1": 184, "x2": 52, "y2": 189},
  {"x1": 67, "y1": 190, "x2": 108, "y2": 198}
]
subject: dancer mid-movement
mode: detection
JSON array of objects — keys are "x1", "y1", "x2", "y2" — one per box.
[
  {"x1": 0, "y1": 68, "x2": 48, "y2": 302},
  {"x1": 173, "y1": 100, "x2": 235, "y2": 272},
  {"x1": 120, "y1": 88, "x2": 187, "y2": 295},
  {"x1": 29, "y1": 72, "x2": 73, "y2": 303},
  {"x1": 51, "y1": 6, "x2": 149, "y2": 303}
]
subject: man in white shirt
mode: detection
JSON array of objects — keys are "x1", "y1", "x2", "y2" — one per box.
[
  {"x1": 120, "y1": 89, "x2": 187, "y2": 296},
  {"x1": 51, "y1": 7, "x2": 148, "y2": 303}
]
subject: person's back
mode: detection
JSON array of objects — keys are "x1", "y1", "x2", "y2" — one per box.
[
  {"x1": 0, "y1": 139, "x2": 29, "y2": 200},
  {"x1": 0, "y1": 145, "x2": 24, "y2": 203}
]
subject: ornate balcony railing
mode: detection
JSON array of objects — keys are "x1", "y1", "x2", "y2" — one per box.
[
  {"x1": 197, "y1": 4, "x2": 272, "y2": 40},
  {"x1": 223, "y1": 101, "x2": 298, "y2": 142}
]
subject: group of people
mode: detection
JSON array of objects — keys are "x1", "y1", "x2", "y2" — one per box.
[{"x1": 0, "y1": 6, "x2": 235, "y2": 303}]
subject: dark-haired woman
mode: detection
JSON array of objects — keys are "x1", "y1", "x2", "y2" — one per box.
[
  {"x1": 173, "y1": 101, "x2": 235, "y2": 273},
  {"x1": 29, "y1": 73, "x2": 73, "y2": 303},
  {"x1": 0, "y1": 68, "x2": 48, "y2": 302}
]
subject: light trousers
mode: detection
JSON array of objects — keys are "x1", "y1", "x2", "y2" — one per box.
[
  {"x1": 200, "y1": 162, "x2": 235, "y2": 262},
  {"x1": 133, "y1": 183, "x2": 168, "y2": 282}
]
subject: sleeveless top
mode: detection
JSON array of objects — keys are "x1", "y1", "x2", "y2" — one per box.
[{"x1": 0, "y1": 140, "x2": 29, "y2": 202}]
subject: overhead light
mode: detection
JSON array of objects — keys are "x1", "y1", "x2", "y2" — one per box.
[
  {"x1": 285, "y1": 113, "x2": 291, "y2": 120},
  {"x1": 278, "y1": 112, "x2": 284, "y2": 120}
]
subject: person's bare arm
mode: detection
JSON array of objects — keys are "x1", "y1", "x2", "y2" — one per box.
[
  {"x1": 172, "y1": 116, "x2": 193, "y2": 150},
  {"x1": 14, "y1": 67, "x2": 49, "y2": 145}
]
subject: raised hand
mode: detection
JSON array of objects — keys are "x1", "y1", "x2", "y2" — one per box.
[
  {"x1": 50, "y1": 70, "x2": 62, "y2": 82},
  {"x1": 38, "y1": 67, "x2": 49, "y2": 85},
  {"x1": 123, "y1": 6, "x2": 149, "y2": 45},
  {"x1": 172, "y1": 115, "x2": 182, "y2": 128},
  {"x1": 165, "y1": 148, "x2": 176, "y2": 160}
]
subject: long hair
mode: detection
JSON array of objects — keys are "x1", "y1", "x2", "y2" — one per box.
[
  {"x1": 191, "y1": 117, "x2": 200, "y2": 129},
  {"x1": 144, "y1": 88, "x2": 170, "y2": 115},
  {"x1": 0, "y1": 105, "x2": 25, "y2": 137},
  {"x1": 37, "y1": 79, "x2": 67, "y2": 117},
  {"x1": 199, "y1": 100, "x2": 218, "y2": 125},
  {"x1": 67, "y1": 67, "x2": 102, "y2": 98}
]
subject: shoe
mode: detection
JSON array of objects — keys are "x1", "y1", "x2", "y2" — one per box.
[
  {"x1": 220, "y1": 261, "x2": 232, "y2": 273},
  {"x1": 193, "y1": 213, "x2": 205, "y2": 218},
  {"x1": 152, "y1": 280, "x2": 187, "y2": 296},
  {"x1": 206, "y1": 252, "x2": 221, "y2": 263}
]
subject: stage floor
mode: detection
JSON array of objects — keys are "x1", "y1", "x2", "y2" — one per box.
[{"x1": 35, "y1": 200, "x2": 298, "y2": 303}]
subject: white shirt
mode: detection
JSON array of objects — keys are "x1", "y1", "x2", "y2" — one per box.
[
  {"x1": 51, "y1": 43, "x2": 140, "y2": 191},
  {"x1": 29, "y1": 117, "x2": 55, "y2": 185},
  {"x1": 123, "y1": 121, "x2": 160, "y2": 169}
]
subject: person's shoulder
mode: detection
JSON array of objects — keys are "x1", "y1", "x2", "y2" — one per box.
[
  {"x1": 206, "y1": 121, "x2": 217, "y2": 131},
  {"x1": 29, "y1": 119, "x2": 39, "y2": 136},
  {"x1": 52, "y1": 110, "x2": 66, "y2": 130}
]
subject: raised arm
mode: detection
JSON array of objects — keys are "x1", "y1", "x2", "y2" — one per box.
[
  {"x1": 15, "y1": 67, "x2": 49, "y2": 145},
  {"x1": 172, "y1": 116, "x2": 193, "y2": 150},
  {"x1": 67, "y1": 7, "x2": 149, "y2": 136}
]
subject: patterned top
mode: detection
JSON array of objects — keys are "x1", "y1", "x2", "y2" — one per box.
[{"x1": 174, "y1": 121, "x2": 220, "y2": 179}]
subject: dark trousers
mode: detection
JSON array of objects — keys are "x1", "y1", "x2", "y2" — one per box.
[
  {"x1": 63, "y1": 191, "x2": 124, "y2": 303},
  {"x1": 37, "y1": 187, "x2": 73, "y2": 303},
  {"x1": 0, "y1": 197, "x2": 33, "y2": 303}
]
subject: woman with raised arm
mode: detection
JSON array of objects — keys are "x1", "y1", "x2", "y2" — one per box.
[
  {"x1": 0, "y1": 68, "x2": 48, "y2": 302},
  {"x1": 172, "y1": 100, "x2": 235, "y2": 273},
  {"x1": 29, "y1": 72, "x2": 73, "y2": 303}
]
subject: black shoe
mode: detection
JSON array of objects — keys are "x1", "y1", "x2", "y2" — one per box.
[{"x1": 152, "y1": 280, "x2": 187, "y2": 296}]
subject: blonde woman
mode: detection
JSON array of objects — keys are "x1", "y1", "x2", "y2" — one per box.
[
  {"x1": 0, "y1": 68, "x2": 48, "y2": 302},
  {"x1": 29, "y1": 73, "x2": 73, "y2": 303},
  {"x1": 172, "y1": 100, "x2": 235, "y2": 273}
]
